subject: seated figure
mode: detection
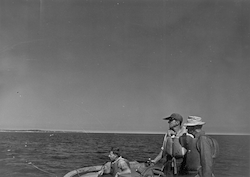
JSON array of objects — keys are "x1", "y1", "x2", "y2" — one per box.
[{"x1": 98, "y1": 147, "x2": 131, "y2": 177}]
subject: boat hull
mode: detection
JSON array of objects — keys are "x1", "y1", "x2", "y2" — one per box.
[{"x1": 64, "y1": 161, "x2": 164, "y2": 177}]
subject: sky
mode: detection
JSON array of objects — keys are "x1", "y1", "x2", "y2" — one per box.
[{"x1": 0, "y1": 0, "x2": 249, "y2": 135}]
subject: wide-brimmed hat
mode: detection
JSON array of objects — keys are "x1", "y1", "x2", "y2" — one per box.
[
  {"x1": 163, "y1": 113, "x2": 183, "y2": 122},
  {"x1": 184, "y1": 116, "x2": 205, "y2": 126}
]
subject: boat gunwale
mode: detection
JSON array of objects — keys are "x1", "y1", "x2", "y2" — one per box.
[
  {"x1": 64, "y1": 165, "x2": 102, "y2": 177},
  {"x1": 64, "y1": 161, "x2": 151, "y2": 177}
]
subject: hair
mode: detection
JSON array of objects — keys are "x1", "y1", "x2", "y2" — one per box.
[{"x1": 111, "y1": 147, "x2": 121, "y2": 157}]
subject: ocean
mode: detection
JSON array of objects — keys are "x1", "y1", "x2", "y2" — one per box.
[{"x1": 0, "y1": 132, "x2": 249, "y2": 177}]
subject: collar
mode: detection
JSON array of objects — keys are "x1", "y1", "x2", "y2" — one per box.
[
  {"x1": 172, "y1": 126, "x2": 185, "y2": 137},
  {"x1": 193, "y1": 130, "x2": 205, "y2": 138},
  {"x1": 186, "y1": 133, "x2": 194, "y2": 138},
  {"x1": 112, "y1": 156, "x2": 122, "y2": 164}
]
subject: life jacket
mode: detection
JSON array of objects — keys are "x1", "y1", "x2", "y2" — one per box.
[
  {"x1": 162, "y1": 133, "x2": 190, "y2": 175},
  {"x1": 162, "y1": 133, "x2": 187, "y2": 158},
  {"x1": 182, "y1": 135, "x2": 201, "y2": 172},
  {"x1": 111, "y1": 157, "x2": 131, "y2": 177}
]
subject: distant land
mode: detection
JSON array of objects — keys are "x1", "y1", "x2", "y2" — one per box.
[
  {"x1": 0, "y1": 129, "x2": 69, "y2": 133},
  {"x1": 0, "y1": 129, "x2": 162, "y2": 134}
]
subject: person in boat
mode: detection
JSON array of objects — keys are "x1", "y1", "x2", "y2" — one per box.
[
  {"x1": 180, "y1": 116, "x2": 219, "y2": 177},
  {"x1": 98, "y1": 147, "x2": 131, "y2": 177},
  {"x1": 151, "y1": 113, "x2": 192, "y2": 176}
]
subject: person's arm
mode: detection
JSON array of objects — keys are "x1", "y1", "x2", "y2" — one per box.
[
  {"x1": 197, "y1": 136, "x2": 214, "y2": 177},
  {"x1": 151, "y1": 130, "x2": 176, "y2": 163},
  {"x1": 151, "y1": 133, "x2": 169, "y2": 164},
  {"x1": 98, "y1": 162, "x2": 111, "y2": 176},
  {"x1": 115, "y1": 160, "x2": 131, "y2": 177},
  {"x1": 151, "y1": 150, "x2": 163, "y2": 164}
]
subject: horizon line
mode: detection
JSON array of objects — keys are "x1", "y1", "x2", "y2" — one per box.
[{"x1": 1, "y1": 128, "x2": 249, "y2": 136}]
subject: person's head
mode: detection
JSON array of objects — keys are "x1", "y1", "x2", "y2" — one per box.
[
  {"x1": 108, "y1": 147, "x2": 121, "y2": 161},
  {"x1": 184, "y1": 116, "x2": 205, "y2": 135},
  {"x1": 163, "y1": 113, "x2": 183, "y2": 130}
]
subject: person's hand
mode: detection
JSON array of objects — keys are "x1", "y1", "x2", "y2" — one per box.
[
  {"x1": 149, "y1": 158, "x2": 156, "y2": 166},
  {"x1": 97, "y1": 170, "x2": 104, "y2": 176},
  {"x1": 150, "y1": 160, "x2": 156, "y2": 166},
  {"x1": 115, "y1": 172, "x2": 120, "y2": 177}
]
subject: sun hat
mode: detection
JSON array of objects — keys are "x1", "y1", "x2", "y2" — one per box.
[
  {"x1": 163, "y1": 113, "x2": 183, "y2": 122},
  {"x1": 184, "y1": 116, "x2": 205, "y2": 126}
]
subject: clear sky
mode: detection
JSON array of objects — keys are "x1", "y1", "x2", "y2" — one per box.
[{"x1": 0, "y1": 0, "x2": 249, "y2": 135}]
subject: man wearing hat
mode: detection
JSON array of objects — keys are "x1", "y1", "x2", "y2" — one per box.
[
  {"x1": 181, "y1": 116, "x2": 218, "y2": 177},
  {"x1": 151, "y1": 113, "x2": 190, "y2": 176}
]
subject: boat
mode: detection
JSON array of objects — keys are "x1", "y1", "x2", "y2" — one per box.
[{"x1": 64, "y1": 161, "x2": 164, "y2": 177}]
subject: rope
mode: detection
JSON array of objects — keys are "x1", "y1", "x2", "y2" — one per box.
[
  {"x1": 28, "y1": 162, "x2": 58, "y2": 177},
  {"x1": 76, "y1": 169, "x2": 81, "y2": 177}
]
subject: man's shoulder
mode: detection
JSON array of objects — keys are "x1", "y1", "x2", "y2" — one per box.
[
  {"x1": 198, "y1": 135, "x2": 207, "y2": 140},
  {"x1": 196, "y1": 133, "x2": 211, "y2": 142},
  {"x1": 118, "y1": 157, "x2": 129, "y2": 164},
  {"x1": 197, "y1": 135, "x2": 220, "y2": 158},
  {"x1": 117, "y1": 157, "x2": 130, "y2": 168}
]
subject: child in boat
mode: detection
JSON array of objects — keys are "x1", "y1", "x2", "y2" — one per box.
[{"x1": 98, "y1": 147, "x2": 131, "y2": 177}]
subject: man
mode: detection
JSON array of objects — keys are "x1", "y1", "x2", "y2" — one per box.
[
  {"x1": 98, "y1": 147, "x2": 131, "y2": 177},
  {"x1": 151, "y1": 113, "x2": 188, "y2": 176},
  {"x1": 181, "y1": 116, "x2": 218, "y2": 177}
]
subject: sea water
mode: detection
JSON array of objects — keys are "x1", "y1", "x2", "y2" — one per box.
[{"x1": 0, "y1": 132, "x2": 249, "y2": 177}]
